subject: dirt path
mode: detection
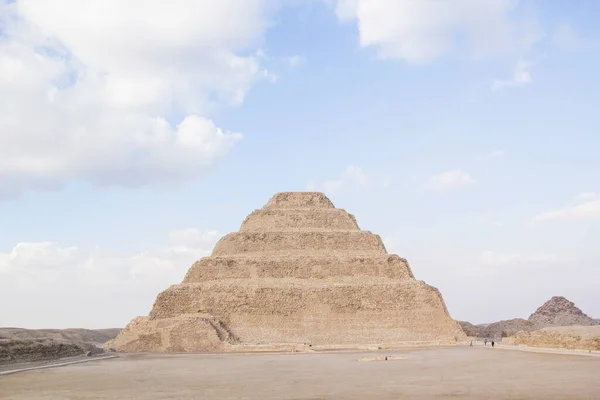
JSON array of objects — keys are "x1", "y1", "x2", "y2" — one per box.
[
  {"x1": 1, "y1": 347, "x2": 599, "y2": 399},
  {"x1": 0, "y1": 355, "x2": 118, "y2": 376}
]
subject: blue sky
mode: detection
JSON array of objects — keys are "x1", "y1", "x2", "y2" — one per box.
[{"x1": 1, "y1": 0, "x2": 599, "y2": 328}]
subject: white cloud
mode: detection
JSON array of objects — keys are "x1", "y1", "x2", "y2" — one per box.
[
  {"x1": 168, "y1": 228, "x2": 219, "y2": 249},
  {"x1": 3, "y1": 242, "x2": 79, "y2": 271},
  {"x1": 427, "y1": 169, "x2": 474, "y2": 191},
  {"x1": 255, "y1": 49, "x2": 305, "y2": 70},
  {"x1": 334, "y1": 0, "x2": 540, "y2": 64},
  {"x1": 0, "y1": 1, "x2": 275, "y2": 198},
  {"x1": 308, "y1": 165, "x2": 370, "y2": 195},
  {"x1": 532, "y1": 193, "x2": 600, "y2": 223},
  {"x1": 492, "y1": 59, "x2": 534, "y2": 90},
  {"x1": 0, "y1": 228, "x2": 221, "y2": 327},
  {"x1": 262, "y1": 69, "x2": 279, "y2": 83}
]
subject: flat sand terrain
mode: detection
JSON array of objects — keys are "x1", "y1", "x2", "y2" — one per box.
[{"x1": 2, "y1": 346, "x2": 599, "y2": 399}]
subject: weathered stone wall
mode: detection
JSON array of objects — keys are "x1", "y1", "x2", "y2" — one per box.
[
  {"x1": 211, "y1": 231, "x2": 387, "y2": 256},
  {"x1": 240, "y1": 209, "x2": 360, "y2": 232},
  {"x1": 145, "y1": 280, "x2": 459, "y2": 345},
  {"x1": 183, "y1": 254, "x2": 414, "y2": 282}
]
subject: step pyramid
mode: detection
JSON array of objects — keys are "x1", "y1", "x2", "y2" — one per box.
[
  {"x1": 528, "y1": 296, "x2": 598, "y2": 328},
  {"x1": 109, "y1": 192, "x2": 464, "y2": 352}
]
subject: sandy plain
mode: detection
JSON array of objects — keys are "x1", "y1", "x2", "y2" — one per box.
[{"x1": 1, "y1": 346, "x2": 599, "y2": 400}]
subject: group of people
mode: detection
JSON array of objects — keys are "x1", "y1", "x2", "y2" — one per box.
[{"x1": 469, "y1": 338, "x2": 495, "y2": 347}]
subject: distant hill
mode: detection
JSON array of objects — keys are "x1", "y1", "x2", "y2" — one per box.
[
  {"x1": 481, "y1": 319, "x2": 534, "y2": 338},
  {"x1": 528, "y1": 296, "x2": 597, "y2": 329},
  {"x1": 0, "y1": 328, "x2": 121, "y2": 365},
  {"x1": 459, "y1": 296, "x2": 597, "y2": 339},
  {"x1": 459, "y1": 319, "x2": 534, "y2": 339},
  {"x1": 0, "y1": 328, "x2": 121, "y2": 347},
  {"x1": 458, "y1": 321, "x2": 484, "y2": 337}
]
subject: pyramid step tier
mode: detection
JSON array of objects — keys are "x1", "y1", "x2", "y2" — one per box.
[
  {"x1": 149, "y1": 279, "x2": 450, "y2": 320},
  {"x1": 147, "y1": 280, "x2": 461, "y2": 344},
  {"x1": 211, "y1": 231, "x2": 387, "y2": 256},
  {"x1": 183, "y1": 254, "x2": 414, "y2": 283},
  {"x1": 264, "y1": 192, "x2": 334, "y2": 209},
  {"x1": 240, "y1": 208, "x2": 360, "y2": 232}
]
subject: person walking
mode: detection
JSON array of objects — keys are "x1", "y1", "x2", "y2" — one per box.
[
  {"x1": 484, "y1": 338, "x2": 488, "y2": 346},
  {"x1": 491, "y1": 340, "x2": 495, "y2": 348}
]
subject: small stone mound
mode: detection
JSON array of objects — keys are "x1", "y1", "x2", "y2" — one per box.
[{"x1": 528, "y1": 296, "x2": 597, "y2": 329}]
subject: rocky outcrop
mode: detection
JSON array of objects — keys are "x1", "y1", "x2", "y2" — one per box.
[
  {"x1": 0, "y1": 328, "x2": 121, "y2": 348},
  {"x1": 503, "y1": 326, "x2": 600, "y2": 351},
  {"x1": 0, "y1": 338, "x2": 103, "y2": 365},
  {"x1": 493, "y1": 297, "x2": 599, "y2": 351},
  {"x1": 0, "y1": 328, "x2": 120, "y2": 365},
  {"x1": 528, "y1": 296, "x2": 597, "y2": 329},
  {"x1": 459, "y1": 319, "x2": 534, "y2": 339},
  {"x1": 461, "y1": 297, "x2": 598, "y2": 340},
  {"x1": 111, "y1": 192, "x2": 465, "y2": 352},
  {"x1": 482, "y1": 319, "x2": 534, "y2": 338},
  {"x1": 458, "y1": 321, "x2": 484, "y2": 337}
]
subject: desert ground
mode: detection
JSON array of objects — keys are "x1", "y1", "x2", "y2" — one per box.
[{"x1": 2, "y1": 346, "x2": 599, "y2": 400}]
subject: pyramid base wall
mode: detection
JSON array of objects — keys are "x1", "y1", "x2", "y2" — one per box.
[
  {"x1": 223, "y1": 310, "x2": 463, "y2": 345},
  {"x1": 111, "y1": 280, "x2": 465, "y2": 352}
]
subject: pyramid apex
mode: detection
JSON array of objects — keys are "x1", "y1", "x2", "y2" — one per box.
[{"x1": 264, "y1": 192, "x2": 335, "y2": 209}]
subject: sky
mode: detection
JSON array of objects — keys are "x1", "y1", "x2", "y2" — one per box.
[{"x1": 1, "y1": 0, "x2": 599, "y2": 329}]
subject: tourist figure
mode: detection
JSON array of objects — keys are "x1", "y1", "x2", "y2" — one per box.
[
  {"x1": 491, "y1": 341, "x2": 495, "y2": 348},
  {"x1": 469, "y1": 340, "x2": 473, "y2": 347},
  {"x1": 484, "y1": 338, "x2": 488, "y2": 346}
]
